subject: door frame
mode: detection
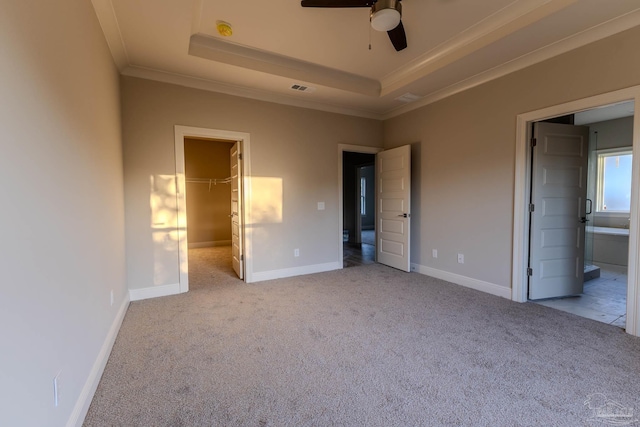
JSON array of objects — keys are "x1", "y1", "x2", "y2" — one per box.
[
  {"x1": 511, "y1": 86, "x2": 640, "y2": 336},
  {"x1": 174, "y1": 125, "x2": 253, "y2": 289},
  {"x1": 338, "y1": 144, "x2": 382, "y2": 268}
]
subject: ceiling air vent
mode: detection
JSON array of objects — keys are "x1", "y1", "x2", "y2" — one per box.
[
  {"x1": 290, "y1": 84, "x2": 316, "y2": 93},
  {"x1": 395, "y1": 92, "x2": 422, "y2": 103}
]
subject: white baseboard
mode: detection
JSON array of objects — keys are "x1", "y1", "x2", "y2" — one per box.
[
  {"x1": 411, "y1": 263, "x2": 511, "y2": 300},
  {"x1": 129, "y1": 283, "x2": 181, "y2": 301},
  {"x1": 188, "y1": 240, "x2": 231, "y2": 249},
  {"x1": 67, "y1": 294, "x2": 130, "y2": 427},
  {"x1": 250, "y1": 262, "x2": 340, "y2": 283}
]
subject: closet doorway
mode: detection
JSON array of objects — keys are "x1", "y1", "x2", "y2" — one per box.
[
  {"x1": 174, "y1": 126, "x2": 253, "y2": 292},
  {"x1": 184, "y1": 137, "x2": 237, "y2": 285}
]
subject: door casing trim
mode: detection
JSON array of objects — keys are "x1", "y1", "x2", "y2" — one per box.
[
  {"x1": 174, "y1": 125, "x2": 253, "y2": 289},
  {"x1": 512, "y1": 86, "x2": 640, "y2": 336}
]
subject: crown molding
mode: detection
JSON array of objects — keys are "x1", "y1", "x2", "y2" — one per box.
[
  {"x1": 381, "y1": 7, "x2": 640, "y2": 120},
  {"x1": 91, "y1": 0, "x2": 129, "y2": 71},
  {"x1": 121, "y1": 65, "x2": 385, "y2": 120},
  {"x1": 189, "y1": 34, "x2": 381, "y2": 97},
  {"x1": 379, "y1": 0, "x2": 578, "y2": 96},
  {"x1": 92, "y1": 0, "x2": 640, "y2": 122}
]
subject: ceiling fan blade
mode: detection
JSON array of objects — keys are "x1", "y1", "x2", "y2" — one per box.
[
  {"x1": 387, "y1": 20, "x2": 407, "y2": 51},
  {"x1": 301, "y1": 0, "x2": 372, "y2": 7}
]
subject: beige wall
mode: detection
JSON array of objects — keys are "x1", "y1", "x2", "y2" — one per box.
[
  {"x1": 383, "y1": 26, "x2": 640, "y2": 290},
  {"x1": 185, "y1": 138, "x2": 234, "y2": 246},
  {"x1": 0, "y1": 1, "x2": 126, "y2": 426},
  {"x1": 589, "y1": 116, "x2": 634, "y2": 150},
  {"x1": 121, "y1": 76, "x2": 383, "y2": 289}
]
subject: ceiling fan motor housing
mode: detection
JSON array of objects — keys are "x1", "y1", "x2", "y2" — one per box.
[{"x1": 370, "y1": 0, "x2": 402, "y2": 32}]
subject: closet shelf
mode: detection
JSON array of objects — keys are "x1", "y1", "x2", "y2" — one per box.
[{"x1": 186, "y1": 177, "x2": 231, "y2": 191}]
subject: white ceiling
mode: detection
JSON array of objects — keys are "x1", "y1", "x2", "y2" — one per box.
[
  {"x1": 574, "y1": 100, "x2": 635, "y2": 125},
  {"x1": 91, "y1": 0, "x2": 640, "y2": 119}
]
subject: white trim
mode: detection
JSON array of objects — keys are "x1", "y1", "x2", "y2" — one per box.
[
  {"x1": 380, "y1": 0, "x2": 578, "y2": 96},
  {"x1": 338, "y1": 144, "x2": 383, "y2": 269},
  {"x1": 123, "y1": 66, "x2": 384, "y2": 121},
  {"x1": 115, "y1": 9, "x2": 640, "y2": 121},
  {"x1": 189, "y1": 33, "x2": 380, "y2": 97},
  {"x1": 512, "y1": 86, "x2": 640, "y2": 336},
  {"x1": 95, "y1": 0, "x2": 640, "y2": 121},
  {"x1": 595, "y1": 148, "x2": 633, "y2": 214},
  {"x1": 411, "y1": 263, "x2": 512, "y2": 300},
  {"x1": 382, "y1": 8, "x2": 640, "y2": 119},
  {"x1": 90, "y1": 0, "x2": 129, "y2": 70},
  {"x1": 188, "y1": 240, "x2": 232, "y2": 249},
  {"x1": 129, "y1": 283, "x2": 181, "y2": 301},
  {"x1": 174, "y1": 125, "x2": 254, "y2": 287},
  {"x1": 67, "y1": 295, "x2": 129, "y2": 427},
  {"x1": 251, "y1": 262, "x2": 341, "y2": 283}
]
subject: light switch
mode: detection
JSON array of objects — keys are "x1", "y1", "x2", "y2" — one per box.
[{"x1": 317, "y1": 202, "x2": 325, "y2": 210}]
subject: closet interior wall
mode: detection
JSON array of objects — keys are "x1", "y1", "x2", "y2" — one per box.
[{"x1": 184, "y1": 138, "x2": 235, "y2": 248}]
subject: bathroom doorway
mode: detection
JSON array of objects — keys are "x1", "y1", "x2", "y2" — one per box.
[{"x1": 526, "y1": 102, "x2": 634, "y2": 328}]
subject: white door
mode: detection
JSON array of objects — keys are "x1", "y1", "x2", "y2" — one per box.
[
  {"x1": 376, "y1": 145, "x2": 411, "y2": 272},
  {"x1": 230, "y1": 141, "x2": 244, "y2": 279},
  {"x1": 529, "y1": 122, "x2": 589, "y2": 300}
]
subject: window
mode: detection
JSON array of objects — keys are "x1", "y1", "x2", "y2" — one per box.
[
  {"x1": 360, "y1": 177, "x2": 366, "y2": 216},
  {"x1": 596, "y1": 148, "x2": 633, "y2": 213}
]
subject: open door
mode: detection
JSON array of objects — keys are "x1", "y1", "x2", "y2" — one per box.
[
  {"x1": 230, "y1": 141, "x2": 244, "y2": 279},
  {"x1": 376, "y1": 145, "x2": 411, "y2": 272},
  {"x1": 529, "y1": 122, "x2": 589, "y2": 299}
]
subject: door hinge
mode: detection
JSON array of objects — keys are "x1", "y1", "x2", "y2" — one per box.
[
  {"x1": 531, "y1": 137, "x2": 537, "y2": 147},
  {"x1": 239, "y1": 153, "x2": 243, "y2": 160},
  {"x1": 529, "y1": 203, "x2": 535, "y2": 213},
  {"x1": 527, "y1": 267, "x2": 533, "y2": 276},
  {"x1": 240, "y1": 254, "x2": 244, "y2": 261}
]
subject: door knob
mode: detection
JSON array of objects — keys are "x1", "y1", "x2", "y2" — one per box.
[{"x1": 397, "y1": 213, "x2": 409, "y2": 218}]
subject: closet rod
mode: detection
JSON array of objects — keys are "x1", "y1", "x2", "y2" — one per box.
[{"x1": 186, "y1": 177, "x2": 232, "y2": 191}]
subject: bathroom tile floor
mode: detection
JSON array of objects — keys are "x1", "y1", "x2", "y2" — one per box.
[{"x1": 535, "y1": 263, "x2": 628, "y2": 328}]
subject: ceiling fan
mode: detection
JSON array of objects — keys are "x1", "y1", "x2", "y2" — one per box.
[{"x1": 300, "y1": 0, "x2": 407, "y2": 51}]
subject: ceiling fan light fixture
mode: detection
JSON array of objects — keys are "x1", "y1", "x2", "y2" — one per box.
[{"x1": 370, "y1": 0, "x2": 401, "y2": 32}]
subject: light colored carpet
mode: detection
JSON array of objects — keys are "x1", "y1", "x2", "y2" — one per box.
[{"x1": 84, "y1": 247, "x2": 640, "y2": 426}]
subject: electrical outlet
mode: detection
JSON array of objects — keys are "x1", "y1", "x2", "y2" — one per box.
[
  {"x1": 432, "y1": 249, "x2": 438, "y2": 258},
  {"x1": 294, "y1": 248, "x2": 300, "y2": 257},
  {"x1": 53, "y1": 371, "x2": 62, "y2": 407},
  {"x1": 457, "y1": 253, "x2": 464, "y2": 264},
  {"x1": 110, "y1": 290, "x2": 114, "y2": 307}
]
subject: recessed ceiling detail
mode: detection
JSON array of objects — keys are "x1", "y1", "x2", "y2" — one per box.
[
  {"x1": 92, "y1": 0, "x2": 640, "y2": 118},
  {"x1": 395, "y1": 93, "x2": 422, "y2": 103},
  {"x1": 188, "y1": 33, "x2": 381, "y2": 97}
]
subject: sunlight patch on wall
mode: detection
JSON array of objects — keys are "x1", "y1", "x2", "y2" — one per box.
[
  {"x1": 150, "y1": 175, "x2": 180, "y2": 286},
  {"x1": 251, "y1": 177, "x2": 283, "y2": 224}
]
